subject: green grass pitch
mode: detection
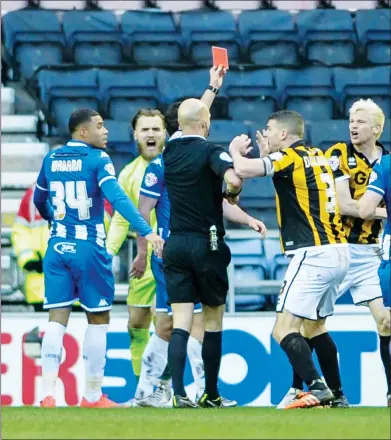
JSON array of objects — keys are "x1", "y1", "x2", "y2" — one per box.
[{"x1": 2, "y1": 407, "x2": 390, "y2": 439}]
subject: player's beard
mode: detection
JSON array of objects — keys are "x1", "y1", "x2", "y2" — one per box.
[{"x1": 138, "y1": 140, "x2": 164, "y2": 161}]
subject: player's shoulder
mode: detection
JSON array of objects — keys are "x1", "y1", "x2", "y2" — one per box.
[{"x1": 325, "y1": 141, "x2": 349, "y2": 157}]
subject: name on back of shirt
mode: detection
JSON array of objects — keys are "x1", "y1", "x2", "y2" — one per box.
[{"x1": 51, "y1": 159, "x2": 82, "y2": 172}]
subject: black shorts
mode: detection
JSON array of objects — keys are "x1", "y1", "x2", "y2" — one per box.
[{"x1": 163, "y1": 234, "x2": 231, "y2": 307}]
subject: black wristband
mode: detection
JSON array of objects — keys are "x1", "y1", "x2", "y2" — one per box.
[{"x1": 208, "y1": 85, "x2": 219, "y2": 95}]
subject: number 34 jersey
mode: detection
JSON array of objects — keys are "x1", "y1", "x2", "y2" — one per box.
[
  {"x1": 269, "y1": 140, "x2": 347, "y2": 253},
  {"x1": 36, "y1": 141, "x2": 117, "y2": 246}
]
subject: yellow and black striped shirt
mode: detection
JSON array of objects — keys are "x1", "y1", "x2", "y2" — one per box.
[
  {"x1": 325, "y1": 141, "x2": 388, "y2": 245},
  {"x1": 269, "y1": 140, "x2": 347, "y2": 253}
]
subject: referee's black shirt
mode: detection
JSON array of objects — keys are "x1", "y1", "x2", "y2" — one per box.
[{"x1": 163, "y1": 135, "x2": 234, "y2": 238}]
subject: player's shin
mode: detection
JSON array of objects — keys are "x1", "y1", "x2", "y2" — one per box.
[
  {"x1": 188, "y1": 335, "x2": 205, "y2": 397},
  {"x1": 129, "y1": 328, "x2": 150, "y2": 382},
  {"x1": 83, "y1": 324, "x2": 109, "y2": 402},
  {"x1": 41, "y1": 321, "x2": 66, "y2": 401}
]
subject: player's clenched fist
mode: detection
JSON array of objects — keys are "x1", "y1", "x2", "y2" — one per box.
[
  {"x1": 229, "y1": 134, "x2": 252, "y2": 156},
  {"x1": 145, "y1": 233, "x2": 165, "y2": 258}
]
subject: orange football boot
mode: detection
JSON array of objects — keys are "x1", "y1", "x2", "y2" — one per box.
[{"x1": 80, "y1": 394, "x2": 121, "y2": 408}]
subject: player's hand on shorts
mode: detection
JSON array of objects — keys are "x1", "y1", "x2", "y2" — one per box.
[
  {"x1": 209, "y1": 64, "x2": 226, "y2": 88},
  {"x1": 256, "y1": 130, "x2": 269, "y2": 158},
  {"x1": 247, "y1": 216, "x2": 267, "y2": 236},
  {"x1": 145, "y1": 233, "x2": 164, "y2": 259},
  {"x1": 229, "y1": 134, "x2": 253, "y2": 157},
  {"x1": 130, "y1": 254, "x2": 147, "y2": 279}
]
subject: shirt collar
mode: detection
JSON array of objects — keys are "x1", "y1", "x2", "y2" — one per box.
[
  {"x1": 289, "y1": 139, "x2": 306, "y2": 149},
  {"x1": 180, "y1": 135, "x2": 207, "y2": 140},
  {"x1": 67, "y1": 140, "x2": 90, "y2": 148}
]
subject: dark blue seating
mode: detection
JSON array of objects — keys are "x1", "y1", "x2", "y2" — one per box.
[
  {"x1": 381, "y1": 119, "x2": 390, "y2": 151},
  {"x1": 309, "y1": 120, "x2": 347, "y2": 151},
  {"x1": 121, "y1": 11, "x2": 182, "y2": 65},
  {"x1": 2, "y1": 10, "x2": 64, "y2": 78},
  {"x1": 356, "y1": 9, "x2": 391, "y2": 65},
  {"x1": 333, "y1": 66, "x2": 391, "y2": 117},
  {"x1": 98, "y1": 69, "x2": 159, "y2": 121},
  {"x1": 62, "y1": 11, "x2": 122, "y2": 65},
  {"x1": 296, "y1": 10, "x2": 356, "y2": 66},
  {"x1": 208, "y1": 120, "x2": 250, "y2": 149},
  {"x1": 225, "y1": 69, "x2": 276, "y2": 121},
  {"x1": 275, "y1": 67, "x2": 335, "y2": 121},
  {"x1": 179, "y1": 10, "x2": 239, "y2": 65},
  {"x1": 238, "y1": 10, "x2": 298, "y2": 66}
]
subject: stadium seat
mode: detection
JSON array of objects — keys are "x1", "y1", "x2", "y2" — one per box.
[
  {"x1": 224, "y1": 69, "x2": 277, "y2": 122},
  {"x1": 296, "y1": 10, "x2": 356, "y2": 66},
  {"x1": 62, "y1": 11, "x2": 122, "y2": 65},
  {"x1": 208, "y1": 120, "x2": 250, "y2": 149},
  {"x1": 37, "y1": 68, "x2": 99, "y2": 110},
  {"x1": 381, "y1": 119, "x2": 391, "y2": 151},
  {"x1": 104, "y1": 119, "x2": 137, "y2": 154},
  {"x1": 333, "y1": 66, "x2": 391, "y2": 117},
  {"x1": 179, "y1": 10, "x2": 239, "y2": 65},
  {"x1": 356, "y1": 10, "x2": 391, "y2": 65},
  {"x1": 121, "y1": 11, "x2": 182, "y2": 65},
  {"x1": 275, "y1": 67, "x2": 335, "y2": 121},
  {"x1": 98, "y1": 69, "x2": 159, "y2": 121},
  {"x1": 54, "y1": 98, "x2": 100, "y2": 136},
  {"x1": 2, "y1": 10, "x2": 64, "y2": 78},
  {"x1": 238, "y1": 10, "x2": 299, "y2": 66},
  {"x1": 310, "y1": 120, "x2": 347, "y2": 151}
]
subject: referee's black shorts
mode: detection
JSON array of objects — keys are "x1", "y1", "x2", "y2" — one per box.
[{"x1": 163, "y1": 234, "x2": 231, "y2": 307}]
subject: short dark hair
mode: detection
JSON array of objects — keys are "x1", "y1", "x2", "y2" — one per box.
[
  {"x1": 268, "y1": 110, "x2": 305, "y2": 138},
  {"x1": 131, "y1": 108, "x2": 166, "y2": 131},
  {"x1": 68, "y1": 108, "x2": 100, "y2": 134},
  {"x1": 164, "y1": 101, "x2": 183, "y2": 136}
]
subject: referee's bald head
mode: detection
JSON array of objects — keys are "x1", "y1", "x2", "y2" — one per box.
[{"x1": 178, "y1": 99, "x2": 211, "y2": 137}]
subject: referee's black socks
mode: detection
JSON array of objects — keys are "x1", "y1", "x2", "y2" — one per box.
[
  {"x1": 168, "y1": 328, "x2": 189, "y2": 397},
  {"x1": 379, "y1": 335, "x2": 391, "y2": 395},
  {"x1": 202, "y1": 331, "x2": 222, "y2": 401},
  {"x1": 280, "y1": 332, "x2": 322, "y2": 387}
]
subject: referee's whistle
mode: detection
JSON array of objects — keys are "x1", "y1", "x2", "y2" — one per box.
[{"x1": 209, "y1": 225, "x2": 218, "y2": 251}]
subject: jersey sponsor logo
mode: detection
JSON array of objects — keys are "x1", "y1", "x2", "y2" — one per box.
[
  {"x1": 219, "y1": 152, "x2": 233, "y2": 163},
  {"x1": 144, "y1": 172, "x2": 158, "y2": 187},
  {"x1": 51, "y1": 160, "x2": 82, "y2": 172},
  {"x1": 354, "y1": 171, "x2": 368, "y2": 185},
  {"x1": 348, "y1": 156, "x2": 357, "y2": 168},
  {"x1": 104, "y1": 163, "x2": 116, "y2": 176},
  {"x1": 368, "y1": 171, "x2": 378, "y2": 184},
  {"x1": 53, "y1": 242, "x2": 77, "y2": 255},
  {"x1": 328, "y1": 156, "x2": 340, "y2": 172}
]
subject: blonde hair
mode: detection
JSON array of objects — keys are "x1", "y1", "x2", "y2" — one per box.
[{"x1": 349, "y1": 99, "x2": 385, "y2": 140}]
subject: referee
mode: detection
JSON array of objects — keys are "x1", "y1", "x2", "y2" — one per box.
[{"x1": 163, "y1": 98, "x2": 247, "y2": 408}]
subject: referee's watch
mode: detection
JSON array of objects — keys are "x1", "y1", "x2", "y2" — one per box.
[{"x1": 208, "y1": 85, "x2": 219, "y2": 95}]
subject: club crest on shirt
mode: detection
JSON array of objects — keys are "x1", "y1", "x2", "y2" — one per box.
[
  {"x1": 328, "y1": 156, "x2": 340, "y2": 171},
  {"x1": 145, "y1": 172, "x2": 158, "y2": 187}
]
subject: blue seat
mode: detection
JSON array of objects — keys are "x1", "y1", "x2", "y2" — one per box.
[
  {"x1": 63, "y1": 11, "x2": 122, "y2": 65},
  {"x1": 272, "y1": 254, "x2": 289, "y2": 280},
  {"x1": 226, "y1": 237, "x2": 267, "y2": 279},
  {"x1": 2, "y1": 10, "x2": 64, "y2": 78},
  {"x1": 225, "y1": 69, "x2": 277, "y2": 121},
  {"x1": 240, "y1": 176, "x2": 275, "y2": 207},
  {"x1": 238, "y1": 10, "x2": 298, "y2": 66},
  {"x1": 263, "y1": 235, "x2": 283, "y2": 278},
  {"x1": 37, "y1": 68, "x2": 99, "y2": 111},
  {"x1": 104, "y1": 119, "x2": 137, "y2": 153},
  {"x1": 297, "y1": 10, "x2": 356, "y2": 66},
  {"x1": 54, "y1": 98, "x2": 100, "y2": 137},
  {"x1": 234, "y1": 294, "x2": 267, "y2": 312},
  {"x1": 381, "y1": 119, "x2": 390, "y2": 151},
  {"x1": 333, "y1": 66, "x2": 391, "y2": 117},
  {"x1": 275, "y1": 68, "x2": 335, "y2": 121},
  {"x1": 208, "y1": 120, "x2": 249, "y2": 149},
  {"x1": 99, "y1": 69, "x2": 159, "y2": 121},
  {"x1": 309, "y1": 120, "x2": 347, "y2": 152},
  {"x1": 121, "y1": 11, "x2": 182, "y2": 65},
  {"x1": 179, "y1": 10, "x2": 239, "y2": 65},
  {"x1": 356, "y1": 10, "x2": 391, "y2": 65}
]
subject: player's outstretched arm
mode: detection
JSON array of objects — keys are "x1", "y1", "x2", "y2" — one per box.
[
  {"x1": 101, "y1": 179, "x2": 164, "y2": 257},
  {"x1": 229, "y1": 135, "x2": 270, "y2": 178},
  {"x1": 130, "y1": 195, "x2": 158, "y2": 279},
  {"x1": 222, "y1": 199, "x2": 267, "y2": 235}
]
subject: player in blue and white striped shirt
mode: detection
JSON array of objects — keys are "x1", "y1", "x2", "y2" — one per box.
[{"x1": 34, "y1": 108, "x2": 164, "y2": 408}]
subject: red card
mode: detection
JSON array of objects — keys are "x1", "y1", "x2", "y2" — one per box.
[{"x1": 212, "y1": 46, "x2": 229, "y2": 70}]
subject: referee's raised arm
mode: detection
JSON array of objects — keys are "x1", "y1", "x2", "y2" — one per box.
[{"x1": 162, "y1": 98, "x2": 249, "y2": 408}]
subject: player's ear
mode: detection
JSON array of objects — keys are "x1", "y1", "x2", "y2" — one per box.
[
  {"x1": 280, "y1": 129, "x2": 288, "y2": 140},
  {"x1": 373, "y1": 125, "x2": 381, "y2": 137}
]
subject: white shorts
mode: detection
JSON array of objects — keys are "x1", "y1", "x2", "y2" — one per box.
[
  {"x1": 276, "y1": 245, "x2": 350, "y2": 320},
  {"x1": 337, "y1": 244, "x2": 382, "y2": 306}
]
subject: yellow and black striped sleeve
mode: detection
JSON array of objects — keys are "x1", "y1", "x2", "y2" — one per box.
[
  {"x1": 325, "y1": 143, "x2": 350, "y2": 182},
  {"x1": 269, "y1": 149, "x2": 296, "y2": 177}
]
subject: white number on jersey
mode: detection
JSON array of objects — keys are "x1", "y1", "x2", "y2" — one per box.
[
  {"x1": 320, "y1": 173, "x2": 337, "y2": 213},
  {"x1": 50, "y1": 181, "x2": 92, "y2": 220}
]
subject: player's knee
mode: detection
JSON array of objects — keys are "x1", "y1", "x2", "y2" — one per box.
[
  {"x1": 155, "y1": 315, "x2": 173, "y2": 341},
  {"x1": 86, "y1": 310, "x2": 110, "y2": 325}
]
